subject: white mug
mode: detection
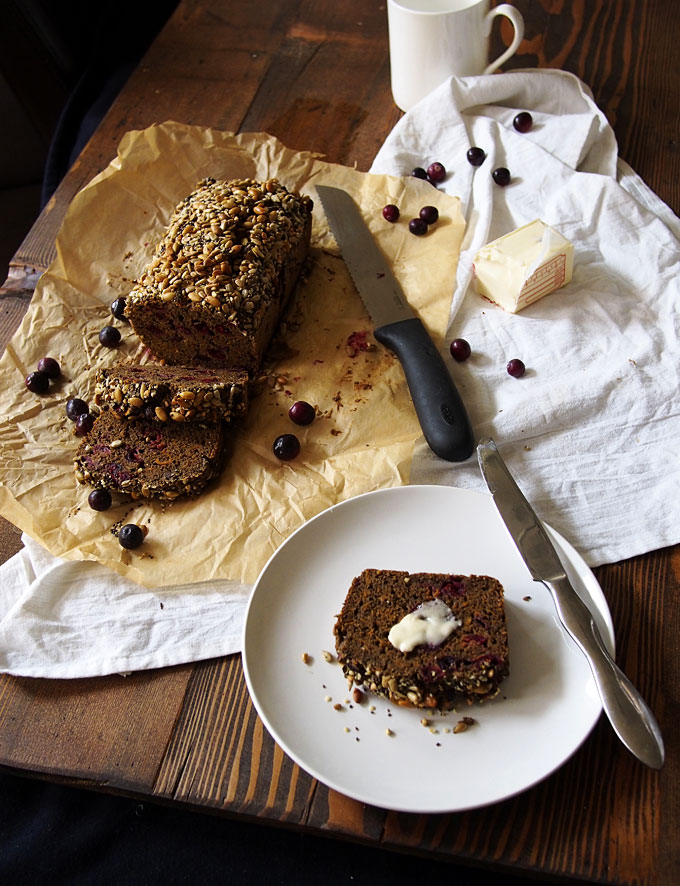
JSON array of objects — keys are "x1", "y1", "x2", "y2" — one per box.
[{"x1": 387, "y1": 0, "x2": 525, "y2": 111}]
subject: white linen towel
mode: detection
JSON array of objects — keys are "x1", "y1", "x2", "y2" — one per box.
[
  {"x1": 0, "y1": 534, "x2": 248, "y2": 677},
  {"x1": 371, "y1": 69, "x2": 680, "y2": 568}
]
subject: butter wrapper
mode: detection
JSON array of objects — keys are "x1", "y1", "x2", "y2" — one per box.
[{"x1": 473, "y1": 219, "x2": 574, "y2": 313}]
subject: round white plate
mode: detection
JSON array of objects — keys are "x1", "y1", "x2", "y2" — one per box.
[{"x1": 242, "y1": 485, "x2": 613, "y2": 813}]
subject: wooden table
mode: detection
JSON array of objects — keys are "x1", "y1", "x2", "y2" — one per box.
[{"x1": 1, "y1": 2, "x2": 678, "y2": 883}]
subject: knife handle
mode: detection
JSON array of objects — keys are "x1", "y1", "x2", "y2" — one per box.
[
  {"x1": 546, "y1": 577, "x2": 665, "y2": 769},
  {"x1": 374, "y1": 317, "x2": 474, "y2": 462}
]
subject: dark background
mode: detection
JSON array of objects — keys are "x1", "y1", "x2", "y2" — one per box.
[{"x1": 0, "y1": 0, "x2": 179, "y2": 282}]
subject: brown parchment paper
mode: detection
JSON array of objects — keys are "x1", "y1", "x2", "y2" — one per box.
[{"x1": 0, "y1": 122, "x2": 464, "y2": 587}]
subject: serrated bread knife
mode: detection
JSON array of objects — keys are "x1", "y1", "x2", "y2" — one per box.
[
  {"x1": 316, "y1": 185, "x2": 474, "y2": 462},
  {"x1": 477, "y1": 437, "x2": 664, "y2": 769}
]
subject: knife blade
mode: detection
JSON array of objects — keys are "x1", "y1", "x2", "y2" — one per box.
[
  {"x1": 477, "y1": 437, "x2": 664, "y2": 769},
  {"x1": 316, "y1": 185, "x2": 473, "y2": 462}
]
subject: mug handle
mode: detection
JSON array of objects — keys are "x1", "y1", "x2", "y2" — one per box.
[{"x1": 483, "y1": 4, "x2": 525, "y2": 75}]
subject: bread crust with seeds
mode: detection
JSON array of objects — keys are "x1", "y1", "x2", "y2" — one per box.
[
  {"x1": 94, "y1": 364, "x2": 248, "y2": 423},
  {"x1": 124, "y1": 177, "x2": 312, "y2": 370}
]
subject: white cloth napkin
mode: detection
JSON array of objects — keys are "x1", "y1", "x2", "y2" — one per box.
[
  {"x1": 0, "y1": 535, "x2": 248, "y2": 677},
  {"x1": 2, "y1": 69, "x2": 678, "y2": 678},
  {"x1": 371, "y1": 69, "x2": 680, "y2": 568}
]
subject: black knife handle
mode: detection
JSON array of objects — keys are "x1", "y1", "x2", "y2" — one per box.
[{"x1": 374, "y1": 317, "x2": 474, "y2": 462}]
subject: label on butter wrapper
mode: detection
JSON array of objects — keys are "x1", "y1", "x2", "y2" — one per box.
[{"x1": 473, "y1": 220, "x2": 574, "y2": 313}]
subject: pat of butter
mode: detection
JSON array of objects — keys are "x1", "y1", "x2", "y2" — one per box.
[
  {"x1": 388, "y1": 599, "x2": 461, "y2": 653},
  {"x1": 473, "y1": 219, "x2": 574, "y2": 313}
]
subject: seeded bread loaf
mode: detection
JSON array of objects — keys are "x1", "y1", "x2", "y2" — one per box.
[
  {"x1": 94, "y1": 364, "x2": 248, "y2": 423},
  {"x1": 334, "y1": 569, "x2": 509, "y2": 709},
  {"x1": 124, "y1": 177, "x2": 313, "y2": 370},
  {"x1": 74, "y1": 410, "x2": 224, "y2": 500}
]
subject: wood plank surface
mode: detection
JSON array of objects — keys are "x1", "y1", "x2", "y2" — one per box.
[
  {"x1": 0, "y1": 666, "x2": 194, "y2": 791},
  {"x1": 1, "y1": 1, "x2": 678, "y2": 884}
]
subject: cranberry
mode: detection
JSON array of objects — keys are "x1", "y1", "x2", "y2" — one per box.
[
  {"x1": 449, "y1": 338, "x2": 471, "y2": 362},
  {"x1": 25, "y1": 370, "x2": 49, "y2": 394},
  {"x1": 37, "y1": 357, "x2": 61, "y2": 378},
  {"x1": 439, "y1": 576, "x2": 467, "y2": 598},
  {"x1": 75, "y1": 413, "x2": 95, "y2": 436},
  {"x1": 408, "y1": 218, "x2": 428, "y2": 236},
  {"x1": 119, "y1": 523, "x2": 145, "y2": 549},
  {"x1": 492, "y1": 167, "x2": 511, "y2": 187},
  {"x1": 419, "y1": 205, "x2": 439, "y2": 225},
  {"x1": 273, "y1": 434, "x2": 300, "y2": 460},
  {"x1": 66, "y1": 398, "x2": 89, "y2": 421},
  {"x1": 513, "y1": 111, "x2": 533, "y2": 133},
  {"x1": 506, "y1": 358, "x2": 526, "y2": 378},
  {"x1": 382, "y1": 204, "x2": 400, "y2": 223},
  {"x1": 411, "y1": 167, "x2": 428, "y2": 180},
  {"x1": 466, "y1": 147, "x2": 486, "y2": 167},
  {"x1": 289, "y1": 401, "x2": 315, "y2": 426},
  {"x1": 110, "y1": 297, "x2": 128, "y2": 321},
  {"x1": 99, "y1": 325, "x2": 121, "y2": 347},
  {"x1": 88, "y1": 488, "x2": 112, "y2": 511},
  {"x1": 426, "y1": 161, "x2": 446, "y2": 183}
]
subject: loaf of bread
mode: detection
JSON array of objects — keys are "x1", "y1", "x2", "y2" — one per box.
[
  {"x1": 334, "y1": 569, "x2": 509, "y2": 709},
  {"x1": 74, "y1": 410, "x2": 225, "y2": 500},
  {"x1": 93, "y1": 364, "x2": 248, "y2": 423},
  {"x1": 124, "y1": 177, "x2": 313, "y2": 370}
]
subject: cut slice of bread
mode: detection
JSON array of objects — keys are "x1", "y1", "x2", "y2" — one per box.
[
  {"x1": 74, "y1": 410, "x2": 225, "y2": 501},
  {"x1": 334, "y1": 569, "x2": 509, "y2": 709},
  {"x1": 94, "y1": 363, "x2": 248, "y2": 423}
]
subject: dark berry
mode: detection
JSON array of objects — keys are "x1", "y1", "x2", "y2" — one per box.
[
  {"x1": 466, "y1": 147, "x2": 486, "y2": 167},
  {"x1": 492, "y1": 167, "x2": 511, "y2": 187},
  {"x1": 382, "y1": 204, "x2": 400, "y2": 223},
  {"x1": 273, "y1": 433, "x2": 300, "y2": 460},
  {"x1": 119, "y1": 523, "x2": 145, "y2": 549},
  {"x1": 110, "y1": 297, "x2": 127, "y2": 321},
  {"x1": 449, "y1": 338, "x2": 471, "y2": 362},
  {"x1": 75, "y1": 413, "x2": 95, "y2": 436},
  {"x1": 88, "y1": 488, "x2": 112, "y2": 511},
  {"x1": 37, "y1": 357, "x2": 61, "y2": 378},
  {"x1": 411, "y1": 167, "x2": 428, "y2": 180},
  {"x1": 507, "y1": 358, "x2": 526, "y2": 378},
  {"x1": 99, "y1": 325, "x2": 121, "y2": 347},
  {"x1": 289, "y1": 401, "x2": 315, "y2": 426},
  {"x1": 513, "y1": 112, "x2": 533, "y2": 133},
  {"x1": 426, "y1": 162, "x2": 446, "y2": 183},
  {"x1": 408, "y1": 218, "x2": 428, "y2": 236},
  {"x1": 25, "y1": 370, "x2": 49, "y2": 394},
  {"x1": 419, "y1": 205, "x2": 439, "y2": 225},
  {"x1": 66, "y1": 398, "x2": 89, "y2": 421}
]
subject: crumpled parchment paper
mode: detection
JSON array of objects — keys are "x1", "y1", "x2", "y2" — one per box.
[{"x1": 0, "y1": 122, "x2": 464, "y2": 586}]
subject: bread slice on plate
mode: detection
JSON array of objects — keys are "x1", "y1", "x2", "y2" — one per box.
[{"x1": 334, "y1": 569, "x2": 509, "y2": 709}]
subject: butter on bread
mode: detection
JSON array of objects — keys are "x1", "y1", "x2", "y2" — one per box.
[{"x1": 473, "y1": 220, "x2": 574, "y2": 313}]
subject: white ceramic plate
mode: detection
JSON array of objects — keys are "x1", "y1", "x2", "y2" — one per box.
[{"x1": 242, "y1": 485, "x2": 614, "y2": 813}]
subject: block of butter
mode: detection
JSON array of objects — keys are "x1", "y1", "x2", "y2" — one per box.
[{"x1": 473, "y1": 219, "x2": 574, "y2": 313}]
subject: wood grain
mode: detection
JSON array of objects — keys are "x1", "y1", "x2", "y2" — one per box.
[
  {"x1": 0, "y1": 1, "x2": 678, "y2": 883},
  {"x1": 492, "y1": 0, "x2": 680, "y2": 212},
  {"x1": 10, "y1": 0, "x2": 401, "y2": 275},
  {"x1": 0, "y1": 666, "x2": 194, "y2": 790}
]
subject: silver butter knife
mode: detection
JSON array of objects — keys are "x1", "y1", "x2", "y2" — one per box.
[
  {"x1": 477, "y1": 437, "x2": 664, "y2": 769},
  {"x1": 316, "y1": 185, "x2": 473, "y2": 462}
]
